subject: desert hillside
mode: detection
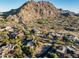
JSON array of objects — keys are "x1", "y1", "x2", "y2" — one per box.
[{"x1": 0, "y1": 1, "x2": 79, "y2": 58}]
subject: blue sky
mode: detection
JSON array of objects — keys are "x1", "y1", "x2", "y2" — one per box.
[{"x1": 0, "y1": 0, "x2": 79, "y2": 13}]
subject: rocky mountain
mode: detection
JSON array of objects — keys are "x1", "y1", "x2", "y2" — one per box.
[
  {"x1": 0, "y1": 1, "x2": 79, "y2": 32},
  {"x1": 0, "y1": 0, "x2": 79, "y2": 36},
  {"x1": 1, "y1": 1, "x2": 59, "y2": 22},
  {"x1": 0, "y1": 1, "x2": 79, "y2": 58}
]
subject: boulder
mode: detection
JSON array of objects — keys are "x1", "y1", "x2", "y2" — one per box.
[{"x1": 56, "y1": 46, "x2": 66, "y2": 54}]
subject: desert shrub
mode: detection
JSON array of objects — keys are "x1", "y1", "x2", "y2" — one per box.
[
  {"x1": 24, "y1": 29, "x2": 30, "y2": 35},
  {"x1": 37, "y1": 19, "x2": 49, "y2": 24},
  {"x1": 22, "y1": 46, "x2": 35, "y2": 57},
  {"x1": 68, "y1": 40, "x2": 75, "y2": 45},
  {"x1": 52, "y1": 53, "x2": 59, "y2": 58},
  {"x1": 56, "y1": 40, "x2": 64, "y2": 45},
  {"x1": 14, "y1": 45, "x2": 24, "y2": 58},
  {"x1": 47, "y1": 52, "x2": 58, "y2": 58}
]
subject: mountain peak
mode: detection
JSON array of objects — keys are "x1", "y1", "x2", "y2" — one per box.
[{"x1": 5, "y1": 1, "x2": 59, "y2": 22}]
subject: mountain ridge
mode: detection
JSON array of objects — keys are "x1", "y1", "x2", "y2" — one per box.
[{"x1": 0, "y1": 1, "x2": 79, "y2": 33}]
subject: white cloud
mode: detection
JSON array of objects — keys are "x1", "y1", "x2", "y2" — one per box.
[{"x1": 0, "y1": 6, "x2": 5, "y2": 12}]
